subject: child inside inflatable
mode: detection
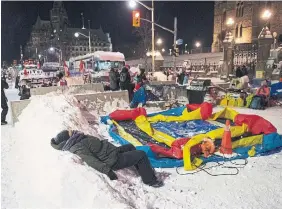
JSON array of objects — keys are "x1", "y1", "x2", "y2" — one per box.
[{"x1": 101, "y1": 103, "x2": 282, "y2": 170}]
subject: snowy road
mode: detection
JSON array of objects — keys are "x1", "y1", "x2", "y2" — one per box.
[{"x1": 1, "y1": 89, "x2": 282, "y2": 209}]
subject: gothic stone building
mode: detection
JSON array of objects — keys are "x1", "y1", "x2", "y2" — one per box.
[
  {"x1": 25, "y1": 1, "x2": 112, "y2": 61},
  {"x1": 212, "y1": 1, "x2": 282, "y2": 53}
]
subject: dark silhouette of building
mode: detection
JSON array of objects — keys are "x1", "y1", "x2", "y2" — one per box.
[{"x1": 24, "y1": 1, "x2": 112, "y2": 61}]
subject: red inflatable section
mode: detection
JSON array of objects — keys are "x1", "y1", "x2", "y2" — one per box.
[
  {"x1": 186, "y1": 102, "x2": 213, "y2": 120},
  {"x1": 199, "y1": 102, "x2": 213, "y2": 120},
  {"x1": 186, "y1": 104, "x2": 201, "y2": 111},
  {"x1": 109, "y1": 108, "x2": 147, "y2": 121},
  {"x1": 148, "y1": 138, "x2": 202, "y2": 159},
  {"x1": 235, "y1": 114, "x2": 277, "y2": 135}
]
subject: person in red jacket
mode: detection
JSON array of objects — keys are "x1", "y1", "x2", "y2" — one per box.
[{"x1": 255, "y1": 80, "x2": 270, "y2": 108}]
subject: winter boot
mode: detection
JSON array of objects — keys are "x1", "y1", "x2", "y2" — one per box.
[{"x1": 149, "y1": 180, "x2": 164, "y2": 188}]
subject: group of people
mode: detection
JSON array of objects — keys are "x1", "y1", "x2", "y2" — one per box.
[
  {"x1": 109, "y1": 66, "x2": 147, "y2": 101},
  {"x1": 176, "y1": 69, "x2": 191, "y2": 85}
]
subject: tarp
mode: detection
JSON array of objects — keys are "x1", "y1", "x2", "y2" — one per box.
[{"x1": 270, "y1": 82, "x2": 282, "y2": 98}]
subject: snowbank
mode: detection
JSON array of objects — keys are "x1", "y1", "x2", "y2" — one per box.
[{"x1": 2, "y1": 92, "x2": 282, "y2": 209}]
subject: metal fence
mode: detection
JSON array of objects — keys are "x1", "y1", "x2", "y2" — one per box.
[{"x1": 190, "y1": 47, "x2": 212, "y2": 54}]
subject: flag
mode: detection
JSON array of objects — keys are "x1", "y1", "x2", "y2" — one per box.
[
  {"x1": 64, "y1": 61, "x2": 69, "y2": 77},
  {"x1": 79, "y1": 60, "x2": 85, "y2": 73}
]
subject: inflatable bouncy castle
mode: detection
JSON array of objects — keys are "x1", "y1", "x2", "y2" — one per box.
[{"x1": 101, "y1": 103, "x2": 282, "y2": 171}]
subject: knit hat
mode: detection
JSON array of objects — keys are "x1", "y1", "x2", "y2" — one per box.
[{"x1": 53, "y1": 130, "x2": 70, "y2": 144}]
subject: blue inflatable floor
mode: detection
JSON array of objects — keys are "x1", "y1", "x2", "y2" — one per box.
[{"x1": 152, "y1": 120, "x2": 220, "y2": 138}]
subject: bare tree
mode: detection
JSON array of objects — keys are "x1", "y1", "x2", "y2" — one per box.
[{"x1": 133, "y1": 12, "x2": 152, "y2": 70}]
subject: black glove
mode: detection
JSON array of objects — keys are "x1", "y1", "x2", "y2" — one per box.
[{"x1": 107, "y1": 170, "x2": 118, "y2": 180}]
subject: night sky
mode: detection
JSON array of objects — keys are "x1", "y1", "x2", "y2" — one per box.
[{"x1": 1, "y1": 1, "x2": 214, "y2": 62}]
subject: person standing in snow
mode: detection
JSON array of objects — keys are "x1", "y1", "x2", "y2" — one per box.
[
  {"x1": 1, "y1": 77, "x2": 9, "y2": 125},
  {"x1": 109, "y1": 68, "x2": 119, "y2": 91},
  {"x1": 119, "y1": 67, "x2": 131, "y2": 90},
  {"x1": 115, "y1": 68, "x2": 120, "y2": 90},
  {"x1": 51, "y1": 130, "x2": 164, "y2": 187},
  {"x1": 241, "y1": 65, "x2": 248, "y2": 77},
  {"x1": 135, "y1": 68, "x2": 147, "y2": 84}
]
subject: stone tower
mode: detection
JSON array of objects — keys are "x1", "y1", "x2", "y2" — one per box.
[
  {"x1": 211, "y1": 1, "x2": 282, "y2": 53},
  {"x1": 50, "y1": 1, "x2": 68, "y2": 39}
]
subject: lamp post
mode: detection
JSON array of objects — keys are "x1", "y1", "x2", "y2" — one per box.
[
  {"x1": 74, "y1": 32, "x2": 92, "y2": 54},
  {"x1": 129, "y1": 0, "x2": 155, "y2": 72},
  {"x1": 185, "y1": 44, "x2": 187, "y2": 53},
  {"x1": 222, "y1": 17, "x2": 234, "y2": 77},
  {"x1": 256, "y1": 9, "x2": 273, "y2": 78}
]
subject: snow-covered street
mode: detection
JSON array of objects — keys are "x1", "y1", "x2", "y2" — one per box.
[{"x1": 1, "y1": 89, "x2": 282, "y2": 209}]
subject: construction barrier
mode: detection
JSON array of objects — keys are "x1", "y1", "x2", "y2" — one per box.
[
  {"x1": 10, "y1": 90, "x2": 129, "y2": 124},
  {"x1": 30, "y1": 83, "x2": 104, "y2": 96}
]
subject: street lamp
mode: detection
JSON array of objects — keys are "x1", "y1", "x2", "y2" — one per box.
[
  {"x1": 129, "y1": 0, "x2": 137, "y2": 8},
  {"x1": 156, "y1": 38, "x2": 163, "y2": 45},
  {"x1": 128, "y1": 0, "x2": 155, "y2": 72},
  {"x1": 226, "y1": 17, "x2": 234, "y2": 26},
  {"x1": 48, "y1": 47, "x2": 62, "y2": 64},
  {"x1": 195, "y1": 42, "x2": 201, "y2": 48},
  {"x1": 74, "y1": 32, "x2": 91, "y2": 53},
  {"x1": 161, "y1": 48, "x2": 165, "y2": 52},
  {"x1": 38, "y1": 54, "x2": 42, "y2": 59},
  {"x1": 261, "y1": 9, "x2": 272, "y2": 21}
]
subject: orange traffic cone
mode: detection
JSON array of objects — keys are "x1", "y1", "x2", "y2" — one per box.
[{"x1": 220, "y1": 120, "x2": 232, "y2": 154}]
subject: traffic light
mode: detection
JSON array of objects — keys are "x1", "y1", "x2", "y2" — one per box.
[
  {"x1": 173, "y1": 47, "x2": 179, "y2": 57},
  {"x1": 132, "y1": 10, "x2": 140, "y2": 27}
]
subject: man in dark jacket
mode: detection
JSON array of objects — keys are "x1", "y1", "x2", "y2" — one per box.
[
  {"x1": 119, "y1": 67, "x2": 131, "y2": 91},
  {"x1": 51, "y1": 130, "x2": 163, "y2": 187},
  {"x1": 235, "y1": 66, "x2": 243, "y2": 78},
  {"x1": 109, "y1": 68, "x2": 119, "y2": 91},
  {"x1": 1, "y1": 78, "x2": 9, "y2": 125},
  {"x1": 241, "y1": 65, "x2": 248, "y2": 76}
]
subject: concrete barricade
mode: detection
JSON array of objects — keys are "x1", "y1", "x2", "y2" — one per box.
[
  {"x1": 74, "y1": 91, "x2": 129, "y2": 115},
  {"x1": 150, "y1": 80, "x2": 176, "y2": 85},
  {"x1": 10, "y1": 90, "x2": 129, "y2": 124},
  {"x1": 30, "y1": 83, "x2": 104, "y2": 96}
]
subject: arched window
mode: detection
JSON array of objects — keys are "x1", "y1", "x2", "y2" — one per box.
[
  {"x1": 239, "y1": 24, "x2": 243, "y2": 37},
  {"x1": 240, "y1": 2, "x2": 244, "y2": 17},
  {"x1": 236, "y1": 1, "x2": 244, "y2": 17},
  {"x1": 236, "y1": 2, "x2": 240, "y2": 17},
  {"x1": 235, "y1": 25, "x2": 239, "y2": 38}
]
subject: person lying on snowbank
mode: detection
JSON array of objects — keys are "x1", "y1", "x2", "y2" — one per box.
[{"x1": 51, "y1": 130, "x2": 164, "y2": 188}]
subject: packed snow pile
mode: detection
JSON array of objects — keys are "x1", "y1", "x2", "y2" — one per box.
[{"x1": 2, "y1": 93, "x2": 282, "y2": 209}]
